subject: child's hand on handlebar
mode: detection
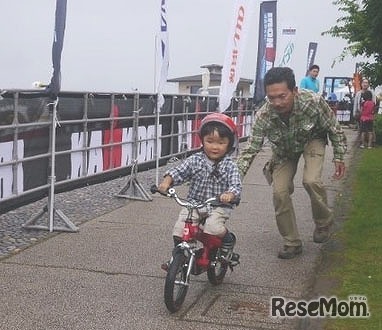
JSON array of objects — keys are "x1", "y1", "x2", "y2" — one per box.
[
  {"x1": 219, "y1": 192, "x2": 235, "y2": 204},
  {"x1": 158, "y1": 175, "x2": 174, "y2": 194},
  {"x1": 158, "y1": 183, "x2": 169, "y2": 194}
]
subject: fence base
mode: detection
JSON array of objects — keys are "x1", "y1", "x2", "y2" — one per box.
[
  {"x1": 23, "y1": 205, "x2": 79, "y2": 232},
  {"x1": 115, "y1": 177, "x2": 152, "y2": 201}
]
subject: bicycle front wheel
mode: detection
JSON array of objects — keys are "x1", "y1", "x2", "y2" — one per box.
[
  {"x1": 207, "y1": 249, "x2": 228, "y2": 285},
  {"x1": 164, "y1": 252, "x2": 189, "y2": 313}
]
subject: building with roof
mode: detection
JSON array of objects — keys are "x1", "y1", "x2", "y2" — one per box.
[{"x1": 167, "y1": 64, "x2": 253, "y2": 96}]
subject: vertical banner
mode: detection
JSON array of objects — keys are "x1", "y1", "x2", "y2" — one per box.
[
  {"x1": 47, "y1": 0, "x2": 67, "y2": 98},
  {"x1": 219, "y1": 0, "x2": 256, "y2": 113},
  {"x1": 155, "y1": 0, "x2": 169, "y2": 185},
  {"x1": 276, "y1": 26, "x2": 296, "y2": 67},
  {"x1": 155, "y1": 0, "x2": 169, "y2": 110},
  {"x1": 253, "y1": 1, "x2": 277, "y2": 104},
  {"x1": 305, "y1": 42, "x2": 318, "y2": 75}
]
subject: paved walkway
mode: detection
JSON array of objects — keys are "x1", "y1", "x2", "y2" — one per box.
[{"x1": 0, "y1": 128, "x2": 358, "y2": 330}]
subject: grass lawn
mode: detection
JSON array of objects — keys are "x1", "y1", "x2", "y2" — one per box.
[{"x1": 324, "y1": 147, "x2": 382, "y2": 329}]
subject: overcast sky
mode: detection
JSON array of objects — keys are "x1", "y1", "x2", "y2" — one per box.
[{"x1": 1, "y1": 0, "x2": 365, "y2": 94}]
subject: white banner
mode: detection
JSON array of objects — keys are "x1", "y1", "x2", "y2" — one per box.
[
  {"x1": 155, "y1": 0, "x2": 169, "y2": 110},
  {"x1": 276, "y1": 27, "x2": 297, "y2": 67},
  {"x1": 219, "y1": 0, "x2": 256, "y2": 112}
]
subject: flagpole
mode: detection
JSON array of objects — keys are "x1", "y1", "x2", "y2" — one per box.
[
  {"x1": 154, "y1": 34, "x2": 158, "y2": 95},
  {"x1": 155, "y1": 97, "x2": 160, "y2": 186},
  {"x1": 155, "y1": 0, "x2": 169, "y2": 186},
  {"x1": 154, "y1": 33, "x2": 159, "y2": 186}
]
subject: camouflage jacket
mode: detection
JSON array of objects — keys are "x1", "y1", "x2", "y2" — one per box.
[{"x1": 236, "y1": 89, "x2": 347, "y2": 177}]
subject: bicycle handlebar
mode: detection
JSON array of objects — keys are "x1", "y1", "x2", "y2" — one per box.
[{"x1": 150, "y1": 185, "x2": 219, "y2": 209}]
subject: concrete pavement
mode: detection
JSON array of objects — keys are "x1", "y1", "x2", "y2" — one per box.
[{"x1": 0, "y1": 128, "x2": 358, "y2": 330}]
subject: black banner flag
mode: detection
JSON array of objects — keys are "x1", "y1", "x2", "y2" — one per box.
[
  {"x1": 254, "y1": 1, "x2": 277, "y2": 104},
  {"x1": 305, "y1": 42, "x2": 318, "y2": 75},
  {"x1": 47, "y1": 0, "x2": 67, "y2": 98}
]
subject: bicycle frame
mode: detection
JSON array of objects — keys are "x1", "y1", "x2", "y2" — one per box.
[{"x1": 151, "y1": 185, "x2": 231, "y2": 313}]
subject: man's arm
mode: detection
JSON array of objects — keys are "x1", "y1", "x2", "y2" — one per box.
[
  {"x1": 317, "y1": 97, "x2": 347, "y2": 180},
  {"x1": 318, "y1": 97, "x2": 347, "y2": 161},
  {"x1": 236, "y1": 113, "x2": 265, "y2": 177},
  {"x1": 224, "y1": 162, "x2": 242, "y2": 204}
]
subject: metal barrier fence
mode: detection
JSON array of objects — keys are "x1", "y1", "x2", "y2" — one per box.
[{"x1": 0, "y1": 90, "x2": 256, "y2": 225}]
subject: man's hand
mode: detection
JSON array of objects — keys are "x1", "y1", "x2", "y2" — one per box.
[{"x1": 333, "y1": 161, "x2": 345, "y2": 180}]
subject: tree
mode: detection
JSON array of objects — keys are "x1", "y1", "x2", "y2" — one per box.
[{"x1": 322, "y1": 0, "x2": 382, "y2": 87}]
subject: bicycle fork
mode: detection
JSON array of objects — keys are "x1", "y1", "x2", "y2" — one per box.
[{"x1": 173, "y1": 242, "x2": 195, "y2": 287}]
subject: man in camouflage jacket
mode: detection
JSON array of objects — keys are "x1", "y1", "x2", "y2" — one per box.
[{"x1": 236, "y1": 67, "x2": 347, "y2": 259}]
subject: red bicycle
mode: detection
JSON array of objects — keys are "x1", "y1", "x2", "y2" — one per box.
[{"x1": 151, "y1": 185, "x2": 239, "y2": 313}]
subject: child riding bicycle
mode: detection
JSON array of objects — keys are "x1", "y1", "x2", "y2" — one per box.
[{"x1": 158, "y1": 112, "x2": 242, "y2": 271}]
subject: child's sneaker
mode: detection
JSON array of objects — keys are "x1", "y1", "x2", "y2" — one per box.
[
  {"x1": 161, "y1": 261, "x2": 170, "y2": 272},
  {"x1": 360, "y1": 144, "x2": 365, "y2": 149},
  {"x1": 161, "y1": 257, "x2": 173, "y2": 272}
]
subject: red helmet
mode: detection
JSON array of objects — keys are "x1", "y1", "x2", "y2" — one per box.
[{"x1": 199, "y1": 113, "x2": 238, "y2": 152}]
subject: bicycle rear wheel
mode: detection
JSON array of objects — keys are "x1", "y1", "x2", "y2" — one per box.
[
  {"x1": 207, "y1": 249, "x2": 228, "y2": 285},
  {"x1": 164, "y1": 252, "x2": 189, "y2": 313}
]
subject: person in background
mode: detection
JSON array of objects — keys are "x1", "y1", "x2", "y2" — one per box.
[
  {"x1": 359, "y1": 90, "x2": 375, "y2": 149},
  {"x1": 236, "y1": 67, "x2": 347, "y2": 259},
  {"x1": 328, "y1": 92, "x2": 337, "y2": 101},
  {"x1": 353, "y1": 78, "x2": 376, "y2": 133},
  {"x1": 300, "y1": 64, "x2": 320, "y2": 93}
]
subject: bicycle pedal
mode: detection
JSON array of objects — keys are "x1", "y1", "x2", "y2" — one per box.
[
  {"x1": 231, "y1": 252, "x2": 240, "y2": 262},
  {"x1": 228, "y1": 260, "x2": 239, "y2": 272},
  {"x1": 228, "y1": 253, "x2": 240, "y2": 268},
  {"x1": 229, "y1": 260, "x2": 240, "y2": 267}
]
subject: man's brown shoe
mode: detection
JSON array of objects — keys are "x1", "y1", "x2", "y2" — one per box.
[
  {"x1": 313, "y1": 224, "x2": 332, "y2": 243},
  {"x1": 278, "y1": 245, "x2": 302, "y2": 259}
]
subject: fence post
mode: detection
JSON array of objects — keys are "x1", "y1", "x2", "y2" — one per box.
[
  {"x1": 114, "y1": 93, "x2": 152, "y2": 201},
  {"x1": 23, "y1": 98, "x2": 79, "y2": 232}
]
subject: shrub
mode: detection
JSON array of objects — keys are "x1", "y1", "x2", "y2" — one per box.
[{"x1": 375, "y1": 114, "x2": 382, "y2": 145}]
